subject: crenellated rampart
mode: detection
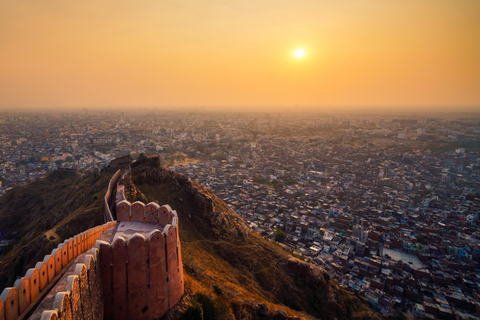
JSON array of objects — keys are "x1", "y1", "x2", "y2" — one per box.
[
  {"x1": 0, "y1": 221, "x2": 116, "y2": 320},
  {"x1": 100, "y1": 200, "x2": 184, "y2": 320},
  {"x1": 34, "y1": 231, "x2": 120, "y2": 320},
  {"x1": 1, "y1": 159, "x2": 184, "y2": 320},
  {"x1": 34, "y1": 244, "x2": 105, "y2": 320},
  {"x1": 116, "y1": 200, "x2": 177, "y2": 226}
]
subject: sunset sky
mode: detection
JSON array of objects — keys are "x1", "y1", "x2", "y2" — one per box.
[{"x1": 1, "y1": 0, "x2": 479, "y2": 111}]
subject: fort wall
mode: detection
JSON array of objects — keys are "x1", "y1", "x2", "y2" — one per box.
[
  {"x1": 2, "y1": 160, "x2": 184, "y2": 320},
  {"x1": 104, "y1": 170, "x2": 122, "y2": 223},
  {"x1": 114, "y1": 170, "x2": 130, "y2": 205},
  {"x1": 35, "y1": 239, "x2": 110, "y2": 320},
  {"x1": 116, "y1": 200, "x2": 176, "y2": 226},
  {"x1": 99, "y1": 201, "x2": 184, "y2": 320},
  {"x1": 0, "y1": 222, "x2": 116, "y2": 320}
]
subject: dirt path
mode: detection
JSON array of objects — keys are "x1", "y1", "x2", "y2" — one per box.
[{"x1": 44, "y1": 229, "x2": 59, "y2": 241}]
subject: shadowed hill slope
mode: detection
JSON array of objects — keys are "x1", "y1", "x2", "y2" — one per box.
[
  {"x1": 0, "y1": 157, "x2": 375, "y2": 319},
  {"x1": 128, "y1": 160, "x2": 374, "y2": 319},
  {"x1": 0, "y1": 170, "x2": 112, "y2": 291}
]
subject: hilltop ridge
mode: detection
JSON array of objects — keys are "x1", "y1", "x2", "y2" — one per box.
[
  {"x1": 0, "y1": 170, "x2": 112, "y2": 292},
  {"x1": 0, "y1": 155, "x2": 374, "y2": 319},
  {"x1": 124, "y1": 155, "x2": 373, "y2": 319}
]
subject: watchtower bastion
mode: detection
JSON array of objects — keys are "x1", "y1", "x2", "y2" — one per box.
[{"x1": 100, "y1": 200, "x2": 184, "y2": 320}]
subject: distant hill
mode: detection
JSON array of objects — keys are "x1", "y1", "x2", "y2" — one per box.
[{"x1": 0, "y1": 169, "x2": 111, "y2": 291}]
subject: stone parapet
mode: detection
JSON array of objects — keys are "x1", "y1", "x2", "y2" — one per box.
[
  {"x1": 99, "y1": 222, "x2": 183, "y2": 320},
  {"x1": 2, "y1": 164, "x2": 184, "y2": 320},
  {"x1": 116, "y1": 200, "x2": 177, "y2": 226},
  {"x1": 0, "y1": 222, "x2": 116, "y2": 320}
]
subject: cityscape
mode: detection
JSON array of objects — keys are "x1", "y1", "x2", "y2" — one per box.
[
  {"x1": 2, "y1": 0, "x2": 480, "y2": 319},
  {"x1": 1, "y1": 110, "x2": 479, "y2": 319}
]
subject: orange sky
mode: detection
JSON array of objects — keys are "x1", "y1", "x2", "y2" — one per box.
[{"x1": 1, "y1": 0, "x2": 479, "y2": 111}]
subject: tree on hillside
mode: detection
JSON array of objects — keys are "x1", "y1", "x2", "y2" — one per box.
[{"x1": 274, "y1": 228, "x2": 286, "y2": 242}]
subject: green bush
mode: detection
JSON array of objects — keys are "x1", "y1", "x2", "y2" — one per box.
[
  {"x1": 213, "y1": 284, "x2": 222, "y2": 295},
  {"x1": 274, "y1": 228, "x2": 286, "y2": 242},
  {"x1": 289, "y1": 252, "x2": 305, "y2": 261},
  {"x1": 176, "y1": 175, "x2": 188, "y2": 186},
  {"x1": 292, "y1": 300, "x2": 304, "y2": 311},
  {"x1": 181, "y1": 300, "x2": 203, "y2": 320},
  {"x1": 253, "y1": 176, "x2": 268, "y2": 184},
  {"x1": 181, "y1": 293, "x2": 219, "y2": 320},
  {"x1": 284, "y1": 178, "x2": 297, "y2": 185},
  {"x1": 197, "y1": 293, "x2": 217, "y2": 320},
  {"x1": 60, "y1": 230, "x2": 74, "y2": 239}
]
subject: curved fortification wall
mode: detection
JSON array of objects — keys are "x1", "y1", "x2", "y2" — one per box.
[
  {"x1": 116, "y1": 200, "x2": 177, "y2": 226},
  {"x1": 1, "y1": 164, "x2": 184, "y2": 320},
  {"x1": 104, "y1": 170, "x2": 122, "y2": 223},
  {"x1": 0, "y1": 221, "x2": 116, "y2": 320}
]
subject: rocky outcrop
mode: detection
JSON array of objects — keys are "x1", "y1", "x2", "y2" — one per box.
[
  {"x1": 124, "y1": 155, "x2": 369, "y2": 320},
  {"x1": 128, "y1": 156, "x2": 250, "y2": 238},
  {"x1": 282, "y1": 258, "x2": 337, "y2": 307}
]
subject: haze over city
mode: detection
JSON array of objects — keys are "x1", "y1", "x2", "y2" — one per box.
[{"x1": 1, "y1": 0, "x2": 480, "y2": 111}]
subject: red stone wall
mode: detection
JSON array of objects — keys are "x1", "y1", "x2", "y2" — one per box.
[
  {"x1": 0, "y1": 221, "x2": 116, "y2": 320},
  {"x1": 104, "y1": 170, "x2": 123, "y2": 222},
  {"x1": 131, "y1": 202, "x2": 145, "y2": 222},
  {"x1": 39, "y1": 245, "x2": 105, "y2": 320},
  {"x1": 116, "y1": 201, "x2": 176, "y2": 227},
  {"x1": 99, "y1": 224, "x2": 184, "y2": 320}
]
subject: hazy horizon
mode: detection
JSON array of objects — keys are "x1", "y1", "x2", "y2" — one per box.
[
  {"x1": 1, "y1": 105, "x2": 480, "y2": 116},
  {"x1": 1, "y1": 0, "x2": 480, "y2": 111}
]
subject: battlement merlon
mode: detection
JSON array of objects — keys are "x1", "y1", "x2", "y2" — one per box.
[
  {"x1": 102, "y1": 167, "x2": 184, "y2": 319},
  {"x1": 116, "y1": 200, "x2": 178, "y2": 228}
]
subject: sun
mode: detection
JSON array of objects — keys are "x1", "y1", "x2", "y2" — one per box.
[{"x1": 294, "y1": 48, "x2": 305, "y2": 58}]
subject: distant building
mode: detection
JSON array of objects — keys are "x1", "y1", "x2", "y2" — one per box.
[{"x1": 353, "y1": 225, "x2": 369, "y2": 242}]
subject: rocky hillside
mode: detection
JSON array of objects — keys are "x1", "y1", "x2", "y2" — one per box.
[
  {"x1": 127, "y1": 157, "x2": 375, "y2": 320},
  {"x1": 0, "y1": 169, "x2": 111, "y2": 291},
  {"x1": 0, "y1": 156, "x2": 375, "y2": 319}
]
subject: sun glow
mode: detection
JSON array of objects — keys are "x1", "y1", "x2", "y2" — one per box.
[{"x1": 294, "y1": 48, "x2": 305, "y2": 58}]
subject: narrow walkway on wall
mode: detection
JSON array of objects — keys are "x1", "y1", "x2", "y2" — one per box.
[
  {"x1": 0, "y1": 221, "x2": 116, "y2": 320},
  {"x1": 29, "y1": 223, "x2": 117, "y2": 320}
]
